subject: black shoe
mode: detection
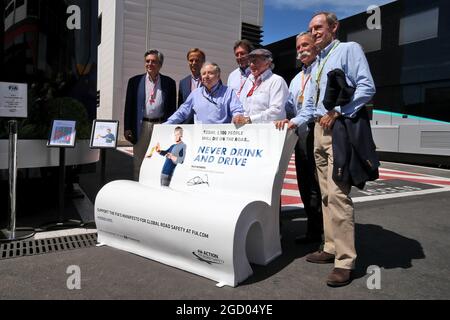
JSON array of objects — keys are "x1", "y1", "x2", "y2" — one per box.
[{"x1": 295, "y1": 235, "x2": 322, "y2": 245}]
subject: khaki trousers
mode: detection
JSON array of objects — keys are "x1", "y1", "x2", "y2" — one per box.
[
  {"x1": 133, "y1": 121, "x2": 155, "y2": 181},
  {"x1": 314, "y1": 124, "x2": 356, "y2": 270}
]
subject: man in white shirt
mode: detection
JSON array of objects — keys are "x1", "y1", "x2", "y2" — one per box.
[
  {"x1": 235, "y1": 48, "x2": 289, "y2": 124},
  {"x1": 227, "y1": 40, "x2": 254, "y2": 98}
]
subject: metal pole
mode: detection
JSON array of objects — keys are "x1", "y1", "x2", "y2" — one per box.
[
  {"x1": 8, "y1": 120, "x2": 18, "y2": 239},
  {"x1": 59, "y1": 147, "x2": 66, "y2": 222},
  {"x1": 100, "y1": 149, "x2": 106, "y2": 186},
  {"x1": 0, "y1": 120, "x2": 36, "y2": 242}
]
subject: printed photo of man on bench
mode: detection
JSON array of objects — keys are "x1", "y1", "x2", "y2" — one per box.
[{"x1": 154, "y1": 126, "x2": 187, "y2": 186}]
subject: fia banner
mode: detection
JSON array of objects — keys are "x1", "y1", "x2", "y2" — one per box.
[{"x1": 0, "y1": 82, "x2": 27, "y2": 118}]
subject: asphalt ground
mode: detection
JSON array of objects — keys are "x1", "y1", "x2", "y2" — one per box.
[{"x1": 0, "y1": 150, "x2": 449, "y2": 301}]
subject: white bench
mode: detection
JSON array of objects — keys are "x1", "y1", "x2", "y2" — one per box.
[{"x1": 95, "y1": 124, "x2": 297, "y2": 287}]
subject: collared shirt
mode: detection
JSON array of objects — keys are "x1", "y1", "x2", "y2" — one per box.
[
  {"x1": 291, "y1": 40, "x2": 376, "y2": 130},
  {"x1": 191, "y1": 75, "x2": 202, "y2": 92},
  {"x1": 145, "y1": 73, "x2": 164, "y2": 119},
  {"x1": 165, "y1": 83, "x2": 244, "y2": 124},
  {"x1": 240, "y1": 69, "x2": 289, "y2": 123},
  {"x1": 227, "y1": 67, "x2": 251, "y2": 97},
  {"x1": 285, "y1": 64, "x2": 314, "y2": 120}
]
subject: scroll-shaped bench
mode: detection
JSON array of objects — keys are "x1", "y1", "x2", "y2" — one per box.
[{"x1": 95, "y1": 124, "x2": 297, "y2": 287}]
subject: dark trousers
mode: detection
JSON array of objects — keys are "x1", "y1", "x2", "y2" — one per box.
[{"x1": 295, "y1": 122, "x2": 323, "y2": 238}]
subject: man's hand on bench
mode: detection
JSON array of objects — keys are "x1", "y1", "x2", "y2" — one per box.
[
  {"x1": 275, "y1": 119, "x2": 297, "y2": 130},
  {"x1": 233, "y1": 115, "x2": 251, "y2": 125}
]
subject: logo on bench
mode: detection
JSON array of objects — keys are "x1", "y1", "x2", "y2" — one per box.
[{"x1": 192, "y1": 249, "x2": 224, "y2": 265}]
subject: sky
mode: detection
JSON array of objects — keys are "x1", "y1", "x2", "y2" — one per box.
[{"x1": 262, "y1": 0, "x2": 397, "y2": 45}]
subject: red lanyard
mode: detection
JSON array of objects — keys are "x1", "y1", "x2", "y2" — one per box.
[
  {"x1": 247, "y1": 77, "x2": 262, "y2": 97},
  {"x1": 237, "y1": 74, "x2": 248, "y2": 97},
  {"x1": 148, "y1": 76, "x2": 158, "y2": 104}
]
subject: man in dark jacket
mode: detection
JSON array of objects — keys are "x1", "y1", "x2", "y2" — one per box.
[
  {"x1": 124, "y1": 49, "x2": 176, "y2": 180},
  {"x1": 178, "y1": 48, "x2": 206, "y2": 118}
]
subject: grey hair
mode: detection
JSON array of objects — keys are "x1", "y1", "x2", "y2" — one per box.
[
  {"x1": 312, "y1": 11, "x2": 339, "y2": 28},
  {"x1": 201, "y1": 61, "x2": 221, "y2": 75},
  {"x1": 296, "y1": 31, "x2": 313, "y2": 39},
  {"x1": 249, "y1": 55, "x2": 274, "y2": 70},
  {"x1": 262, "y1": 56, "x2": 274, "y2": 70},
  {"x1": 144, "y1": 49, "x2": 164, "y2": 66}
]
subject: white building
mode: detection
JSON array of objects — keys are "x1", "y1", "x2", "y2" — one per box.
[{"x1": 97, "y1": 0, "x2": 264, "y2": 141}]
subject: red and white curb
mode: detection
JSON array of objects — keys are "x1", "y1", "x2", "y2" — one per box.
[{"x1": 282, "y1": 156, "x2": 450, "y2": 207}]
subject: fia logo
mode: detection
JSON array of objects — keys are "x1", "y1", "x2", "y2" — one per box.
[{"x1": 8, "y1": 85, "x2": 18, "y2": 92}]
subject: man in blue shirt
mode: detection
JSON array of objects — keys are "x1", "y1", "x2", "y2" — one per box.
[
  {"x1": 285, "y1": 31, "x2": 323, "y2": 247},
  {"x1": 99, "y1": 128, "x2": 116, "y2": 144},
  {"x1": 156, "y1": 126, "x2": 186, "y2": 187},
  {"x1": 276, "y1": 12, "x2": 376, "y2": 287},
  {"x1": 165, "y1": 62, "x2": 244, "y2": 124}
]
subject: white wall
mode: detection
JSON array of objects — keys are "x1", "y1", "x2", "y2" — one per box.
[
  {"x1": 241, "y1": 0, "x2": 264, "y2": 26},
  {"x1": 99, "y1": 0, "x2": 263, "y2": 141},
  {"x1": 97, "y1": 0, "x2": 120, "y2": 120}
]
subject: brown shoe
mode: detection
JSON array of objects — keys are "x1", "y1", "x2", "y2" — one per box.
[
  {"x1": 326, "y1": 268, "x2": 352, "y2": 287},
  {"x1": 306, "y1": 251, "x2": 335, "y2": 264}
]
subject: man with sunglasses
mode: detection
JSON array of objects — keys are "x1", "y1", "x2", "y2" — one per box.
[
  {"x1": 234, "y1": 48, "x2": 289, "y2": 125},
  {"x1": 124, "y1": 49, "x2": 176, "y2": 180}
]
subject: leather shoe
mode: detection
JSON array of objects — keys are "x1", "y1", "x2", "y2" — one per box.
[
  {"x1": 326, "y1": 268, "x2": 352, "y2": 287},
  {"x1": 295, "y1": 235, "x2": 322, "y2": 245},
  {"x1": 306, "y1": 251, "x2": 335, "y2": 264}
]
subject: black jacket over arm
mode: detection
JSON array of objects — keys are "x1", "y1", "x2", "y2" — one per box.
[{"x1": 332, "y1": 107, "x2": 380, "y2": 189}]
